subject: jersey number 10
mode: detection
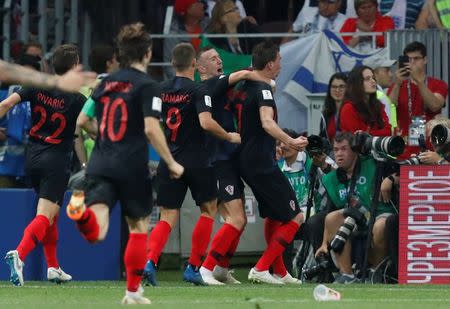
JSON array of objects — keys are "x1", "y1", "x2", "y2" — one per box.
[{"x1": 99, "y1": 96, "x2": 128, "y2": 142}]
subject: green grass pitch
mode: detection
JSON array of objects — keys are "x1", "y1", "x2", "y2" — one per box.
[{"x1": 1, "y1": 270, "x2": 449, "y2": 308}]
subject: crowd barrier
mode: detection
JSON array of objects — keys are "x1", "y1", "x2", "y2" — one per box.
[
  {"x1": 399, "y1": 165, "x2": 450, "y2": 284},
  {"x1": 0, "y1": 190, "x2": 121, "y2": 281}
]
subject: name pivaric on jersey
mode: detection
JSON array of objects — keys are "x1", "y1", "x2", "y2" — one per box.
[
  {"x1": 16, "y1": 87, "x2": 85, "y2": 169},
  {"x1": 233, "y1": 80, "x2": 278, "y2": 169},
  {"x1": 202, "y1": 74, "x2": 239, "y2": 163},
  {"x1": 159, "y1": 76, "x2": 212, "y2": 168},
  {"x1": 88, "y1": 68, "x2": 162, "y2": 179}
]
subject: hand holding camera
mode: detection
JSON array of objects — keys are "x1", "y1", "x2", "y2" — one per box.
[{"x1": 330, "y1": 207, "x2": 367, "y2": 253}]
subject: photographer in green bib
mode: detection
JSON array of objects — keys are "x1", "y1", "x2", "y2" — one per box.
[
  {"x1": 278, "y1": 129, "x2": 337, "y2": 275},
  {"x1": 314, "y1": 132, "x2": 400, "y2": 284}
]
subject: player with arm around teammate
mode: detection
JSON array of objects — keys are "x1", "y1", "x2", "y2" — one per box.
[
  {"x1": 233, "y1": 41, "x2": 308, "y2": 284},
  {"x1": 143, "y1": 43, "x2": 240, "y2": 286},
  {"x1": 195, "y1": 46, "x2": 274, "y2": 285}
]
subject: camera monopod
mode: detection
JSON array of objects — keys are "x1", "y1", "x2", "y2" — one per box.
[
  {"x1": 360, "y1": 159, "x2": 384, "y2": 282},
  {"x1": 294, "y1": 166, "x2": 318, "y2": 279}
]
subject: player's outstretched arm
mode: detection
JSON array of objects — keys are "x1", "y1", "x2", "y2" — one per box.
[
  {"x1": 198, "y1": 111, "x2": 241, "y2": 144},
  {"x1": 0, "y1": 60, "x2": 96, "y2": 93},
  {"x1": 228, "y1": 70, "x2": 273, "y2": 87},
  {"x1": 144, "y1": 116, "x2": 184, "y2": 179},
  {"x1": 259, "y1": 106, "x2": 308, "y2": 151},
  {"x1": 0, "y1": 93, "x2": 22, "y2": 118}
]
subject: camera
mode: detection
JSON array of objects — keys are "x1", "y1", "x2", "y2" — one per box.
[
  {"x1": 303, "y1": 252, "x2": 332, "y2": 282},
  {"x1": 397, "y1": 156, "x2": 421, "y2": 165},
  {"x1": 397, "y1": 135, "x2": 427, "y2": 165},
  {"x1": 330, "y1": 217, "x2": 357, "y2": 253},
  {"x1": 431, "y1": 124, "x2": 450, "y2": 147},
  {"x1": 330, "y1": 207, "x2": 367, "y2": 253},
  {"x1": 306, "y1": 135, "x2": 332, "y2": 156},
  {"x1": 352, "y1": 132, "x2": 405, "y2": 157}
]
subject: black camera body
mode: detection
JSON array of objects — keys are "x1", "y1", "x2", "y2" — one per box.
[
  {"x1": 303, "y1": 252, "x2": 333, "y2": 282},
  {"x1": 330, "y1": 206, "x2": 367, "y2": 253},
  {"x1": 351, "y1": 132, "x2": 405, "y2": 157},
  {"x1": 306, "y1": 135, "x2": 332, "y2": 156}
]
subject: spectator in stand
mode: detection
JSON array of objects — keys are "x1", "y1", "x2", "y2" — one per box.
[
  {"x1": 338, "y1": 65, "x2": 391, "y2": 136},
  {"x1": 379, "y1": 0, "x2": 424, "y2": 29},
  {"x1": 415, "y1": 0, "x2": 448, "y2": 29},
  {"x1": 320, "y1": 72, "x2": 347, "y2": 143},
  {"x1": 340, "y1": 0, "x2": 395, "y2": 52},
  {"x1": 205, "y1": 0, "x2": 260, "y2": 54},
  {"x1": 163, "y1": 0, "x2": 209, "y2": 79},
  {"x1": 22, "y1": 41, "x2": 50, "y2": 73},
  {"x1": 206, "y1": 0, "x2": 247, "y2": 18},
  {"x1": 388, "y1": 41, "x2": 448, "y2": 159},
  {"x1": 291, "y1": 0, "x2": 347, "y2": 35},
  {"x1": 0, "y1": 54, "x2": 42, "y2": 188},
  {"x1": 366, "y1": 57, "x2": 398, "y2": 133}
]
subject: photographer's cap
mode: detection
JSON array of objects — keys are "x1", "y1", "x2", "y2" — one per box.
[{"x1": 365, "y1": 57, "x2": 396, "y2": 69}]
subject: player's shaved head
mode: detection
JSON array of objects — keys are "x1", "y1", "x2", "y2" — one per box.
[{"x1": 172, "y1": 43, "x2": 196, "y2": 72}]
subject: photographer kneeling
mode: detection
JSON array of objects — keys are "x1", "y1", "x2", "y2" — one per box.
[
  {"x1": 278, "y1": 130, "x2": 336, "y2": 276},
  {"x1": 315, "y1": 132, "x2": 397, "y2": 284}
]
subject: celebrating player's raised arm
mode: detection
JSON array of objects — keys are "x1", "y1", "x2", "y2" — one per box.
[{"x1": 0, "y1": 60, "x2": 96, "y2": 92}]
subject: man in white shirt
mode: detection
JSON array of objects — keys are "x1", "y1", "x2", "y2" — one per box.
[{"x1": 292, "y1": 0, "x2": 347, "y2": 34}]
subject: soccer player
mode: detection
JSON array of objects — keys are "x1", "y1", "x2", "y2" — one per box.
[
  {"x1": 233, "y1": 41, "x2": 308, "y2": 284},
  {"x1": 195, "y1": 46, "x2": 271, "y2": 285},
  {"x1": 1, "y1": 44, "x2": 87, "y2": 286},
  {"x1": 65, "y1": 23, "x2": 184, "y2": 305},
  {"x1": 0, "y1": 59, "x2": 95, "y2": 92},
  {"x1": 143, "y1": 43, "x2": 240, "y2": 286}
]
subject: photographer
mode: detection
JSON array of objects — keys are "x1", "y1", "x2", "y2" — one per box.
[
  {"x1": 278, "y1": 129, "x2": 336, "y2": 277},
  {"x1": 398, "y1": 117, "x2": 450, "y2": 165},
  {"x1": 315, "y1": 132, "x2": 397, "y2": 284}
]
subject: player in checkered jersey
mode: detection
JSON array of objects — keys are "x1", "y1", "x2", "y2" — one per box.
[
  {"x1": 66, "y1": 23, "x2": 184, "y2": 305},
  {"x1": 234, "y1": 41, "x2": 308, "y2": 284},
  {"x1": 195, "y1": 46, "x2": 274, "y2": 285},
  {"x1": 143, "y1": 43, "x2": 241, "y2": 286}
]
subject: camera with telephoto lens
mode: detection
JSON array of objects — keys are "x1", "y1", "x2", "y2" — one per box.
[
  {"x1": 303, "y1": 252, "x2": 333, "y2": 281},
  {"x1": 351, "y1": 132, "x2": 405, "y2": 157},
  {"x1": 397, "y1": 135, "x2": 427, "y2": 165},
  {"x1": 431, "y1": 124, "x2": 450, "y2": 147},
  {"x1": 306, "y1": 135, "x2": 332, "y2": 156},
  {"x1": 330, "y1": 207, "x2": 367, "y2": 253}
]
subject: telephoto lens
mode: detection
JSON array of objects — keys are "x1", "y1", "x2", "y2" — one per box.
[
  {"x1": 369, "y1": 135, "x2": 405, "y2": 157},
  {"x1": 431, "y1": 124, "x2": 450, "y2": 147},
  {"x1": 397, "y1": 156, "x2": 421, "y2": 165},
  {"x1": 330, "y1": 216, "x2": 357, "y2": 253}
]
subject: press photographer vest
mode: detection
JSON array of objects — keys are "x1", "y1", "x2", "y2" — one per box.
[
  {"x1": 278, "y1": 153, "x2": 325, "y2": 214},
  {"x1": 322, "y1": 156, "x2": 393, "y2": 217}
]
